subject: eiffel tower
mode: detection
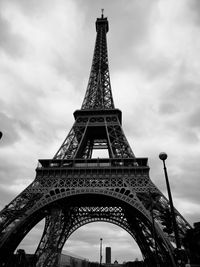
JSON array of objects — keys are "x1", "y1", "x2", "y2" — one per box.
[{"x1": 0, "y1": 12, "x2": 191, "y2": 267}]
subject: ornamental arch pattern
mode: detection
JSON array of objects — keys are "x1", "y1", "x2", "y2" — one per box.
[{"x1": 0, "y1": 13, "x2": 191, "y2": 267}]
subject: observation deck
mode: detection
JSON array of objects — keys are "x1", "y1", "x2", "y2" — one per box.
[{"x1": 36, "y1": 158, "x2": 149, "y2": 176}]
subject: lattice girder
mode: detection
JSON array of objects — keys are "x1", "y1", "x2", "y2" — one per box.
[
  {"x1": 35, "y1": 209, "x2": 64, "y2": 267},
  {"x1": 81, "y1": 16, "x2": 114, "y2": 110},
  {"x1": 0, "y1": 161, "x2": 190, "y2": 266},
  {"x1": 35, "y1": 205, "x2": 174, "y2": 267},
  {"x1": 54, "y1": 122, "x2": 87, "y2": 159},
  {"x1": 136, "y1": 192, "x2": 191, "y2": 245},
  {"x1": 53, "y1": 112, "x2": 135, "y2": 160},
  {"x1": 0, "y1": 13, "x2": 193, "y2": 267}
]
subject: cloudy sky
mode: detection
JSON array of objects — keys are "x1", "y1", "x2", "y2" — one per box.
[{"x1": 0, "y1": 0, "x2": 200, "y2": 263}]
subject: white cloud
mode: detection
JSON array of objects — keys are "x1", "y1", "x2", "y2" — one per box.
[
  {"x1": 64, "y1": 222, "x2": 142, "y2": 263},
  {"x1": 0, "y1": 0, "x2": 200, "y2": 263}
]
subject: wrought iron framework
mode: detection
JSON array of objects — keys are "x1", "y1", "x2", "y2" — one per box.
[
  {"x1": 81, "y1": 16, "x2": 114, "y2": 110},
  {"x1": 0, "y1": 13, "x2": 191, "y2": 267}
]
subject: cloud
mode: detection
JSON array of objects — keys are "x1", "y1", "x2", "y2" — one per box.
[
  {"x1": 0, "y1": 112, "x2": 22, "y2": 146},
  {"x1": 17, "y1": 221, "x2": 142, "y2": 262},
  {"x1": 0, "y1": 12, "x2": 26, "y2": 57},
  {"x1": 17, "y1": 220, "x2": 45, "y2": 253},
  {"x1": 0, "y1": 0, "x2": 200, "y2": 263},
  {"x1": 188, "y1": 0, "x2": 200, "y2": 25},
  {"x1": 65, "y1": 222, "x2": 142, "y2": 262},
  {"x1": 188, "y1": 108, "x2": 200, "y2": 128},
  {"x1": 0, "y1": 187, "x2": 16, "y2": 210}
]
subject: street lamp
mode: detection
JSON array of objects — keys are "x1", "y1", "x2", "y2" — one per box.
[
  {"x1": 159, "y1": 152, "x2": 182, "y2": 266},
  {"x1": 148, "y1": 191, "x2": 159, "y2": 266},
  {"x1": 100, "y1": 238, "x2": 103, "y2": 267}
]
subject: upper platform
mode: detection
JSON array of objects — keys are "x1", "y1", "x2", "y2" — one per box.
[
  {"x1": 74, "y1": 108, "x2": 122, "y2": 124},
  {"x1": 37, "y1": 157, "x2": 149, "y2": 171},
  {"x1": 96, "y1": 15, "x2": 109, "y2": 32}
]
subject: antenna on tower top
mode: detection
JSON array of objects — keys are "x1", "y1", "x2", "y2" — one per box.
[{"x1": 101, "y1": 8, "x2": 104, "y2": 18}]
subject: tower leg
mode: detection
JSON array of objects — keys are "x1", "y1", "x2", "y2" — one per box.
[
  {"x1": 35, "y1": 206, "x2": 77, "y2": 267},
  {"x1": 35, "y1": 209, "x2": 66, "y2": 267}
]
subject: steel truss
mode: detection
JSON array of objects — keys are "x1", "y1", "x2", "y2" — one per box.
[
  {"x1": 0, "y1": 13, "x2": 192, "y2": 267},
  {"x1": 35, "y1": 206, "x2": 173, "y2": 267},
  {"x1": 0, "y1": 159, "x2": 191, "y2": 266},
  {"x1": 81, "y1": 16, "x2": 114, "y2": 110},
  {"x1": 54, "y1": 113, "x2": 134, "y2": 159}
]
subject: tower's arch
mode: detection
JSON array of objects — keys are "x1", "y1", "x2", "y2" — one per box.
[
  {"x1": 0, "y1": 190, "x2": 175, "y2": 266},
  {"x1": 0, "y1": 12, "x2": 191, "y2": 267},
  {"x1": 63, "y1": 221, "x2": 142, "y2": 263}
]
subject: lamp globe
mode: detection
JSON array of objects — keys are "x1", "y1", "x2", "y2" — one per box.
[{"x1": 159, "y1": 152, "x2": 168, "y2": 161}]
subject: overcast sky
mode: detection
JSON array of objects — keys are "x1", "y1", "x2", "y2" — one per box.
[{"x1": 0, "y1": 0, "x2": 200, "y2": 263}]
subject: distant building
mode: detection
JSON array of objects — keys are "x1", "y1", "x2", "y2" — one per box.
[
  {"x1": 7, "y1": 249, "x2": 145, "y2": 267},
  {"x1": 59, "y1": 252, "x2": 89, "y2": 267},
  {"x1": 124, "y1": 261, "x2": 144, "y2": 267},
  {"x1": 105, "y1": 247, "x2": 111, "y2": 264},
  {"x1": 7, "y1": 250, "x2": 89, "y2": 267},
  {"x1": 5, "y1": 249, "x2": 37, "y2": 267}
]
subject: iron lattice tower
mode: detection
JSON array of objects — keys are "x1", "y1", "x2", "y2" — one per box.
[{"x1": 0, "y1": 13, "x2": 191, "y2": 267}]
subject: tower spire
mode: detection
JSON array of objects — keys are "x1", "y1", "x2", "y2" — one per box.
[
  {"x1": 53, "y1": 14, "x2": 134, "y2": 160},
  {"x1": 0, "y1": 14, "x2": 192, "y2": 267},
  {"x1": 81, "y1": 14, "x2": 114, "y2": 110},
  {"x1": 101, "y1": 8, "x2": 104, "y2": 18}
]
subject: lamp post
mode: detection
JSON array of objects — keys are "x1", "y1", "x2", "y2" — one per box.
[
  {"x1": 159, "y1": 152, "x2": 182, "y2": 266},
  {"x1": 149, "y1": 191, "x2": 159, "y2": 266},
  {"x1": 100, "y1": 238, "x2": 103, "y2": 267}
]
